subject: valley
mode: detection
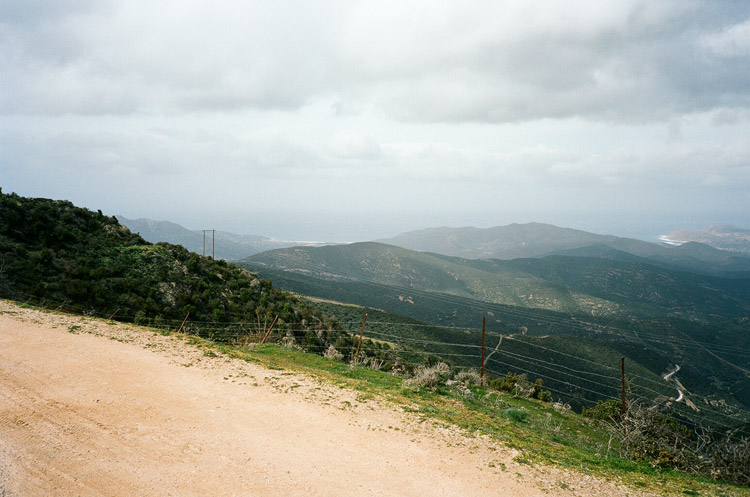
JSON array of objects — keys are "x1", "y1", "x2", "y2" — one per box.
[{"x1": 241, "y1": 241, "x2": 750, "y2": 432}]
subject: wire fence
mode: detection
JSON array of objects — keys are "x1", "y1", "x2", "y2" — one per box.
[{"x1": 4, "y1": 289, "x2": 749, "y2": 439}]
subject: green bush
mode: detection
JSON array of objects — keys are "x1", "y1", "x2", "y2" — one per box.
[
  {"x1": 581, "y1": 399, "x2": 622, "y2": 421},
  {"x1": 504, "y1": 407, "x2": 529, "y2": 423}
]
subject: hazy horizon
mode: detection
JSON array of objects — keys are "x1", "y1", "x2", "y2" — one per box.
[
  {"x1": 112, "y1": 209, "x2": 738, "y2": 245},
  {"x1": 3, "y1": 1, "x2": 749, "y2": 243}
]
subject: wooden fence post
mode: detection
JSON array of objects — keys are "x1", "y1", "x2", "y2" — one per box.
[
  {"x1": 177, "y1": 312, "x2": 190, "y2": 333},
  {"x1": 480, "y1": 316, "x2": 486, "y2": 383},
  {"x1": 621, "y1": 357, "x2": 626, "y2": 414},
  {"x1": 260, "y1": 315, "x2": 279, "y2": 344},
  {"x1": 355, "y1": 312, "x2": 368, "y2": 361}
]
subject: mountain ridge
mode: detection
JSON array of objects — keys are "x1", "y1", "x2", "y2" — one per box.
[
  {"x1": 376, "y1": 222, "x2": 750, "y2": 276},
  {"x1": 244, "y1": 241, "x2": 750, "y2": 320}
]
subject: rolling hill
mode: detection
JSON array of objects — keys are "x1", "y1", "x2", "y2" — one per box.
[
  {"x1": 377, "y1": 223, "x2": 750, "y2": 276},
  {"x1": 241, "y1": 242, "x2": 750, "y2": 426},
  {"x1": 244, "y1": 242, "x2": 750, "y2": 320}
]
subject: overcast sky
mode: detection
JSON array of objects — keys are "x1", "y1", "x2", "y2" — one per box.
[{"x1": 2, "y1": 1, "x2": 749, "y2": 241}]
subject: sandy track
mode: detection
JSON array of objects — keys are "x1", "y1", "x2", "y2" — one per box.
[{"x1": 0, "y1": 301, "x2": 649, "y2": 497}]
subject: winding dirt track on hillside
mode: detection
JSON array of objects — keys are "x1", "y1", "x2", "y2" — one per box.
[{"x1": 0, "y1": 300, "x2": 650, "y2": 497}]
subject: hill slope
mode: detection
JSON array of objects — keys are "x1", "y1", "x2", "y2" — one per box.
[
  {"x1": 377, "y1": 223, "x2": 750, "y2": 275},
  {"x1": 0, "y1": 191, "x2": 332, "y2": 344},
  {"x1": 245, "y1": 242, "x2": 750, "y2": 320},
  {"x1": 242, "y1": 242, "x2": 750, "y2": 423}
]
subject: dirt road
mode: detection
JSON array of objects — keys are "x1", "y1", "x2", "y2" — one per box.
[{"x1": 0, "y1": 301, "x2": 647, "y2": 496}]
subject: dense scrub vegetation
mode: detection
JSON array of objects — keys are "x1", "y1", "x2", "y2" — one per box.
[{"x1": 0, "y1": 191, "x2": 339, "y2": 346}]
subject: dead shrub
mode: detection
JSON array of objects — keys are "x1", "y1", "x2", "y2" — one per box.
[
  {"x1": 323, "y1": 344, "x2": 344, "y2": 361},
  {"x1": 404, "y1": 362, "x2": 451, "y2": 390}
]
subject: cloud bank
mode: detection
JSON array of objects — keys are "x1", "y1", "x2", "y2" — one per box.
[{"x1": 1, "y1": 0, "x2": 749, "y2": 240}]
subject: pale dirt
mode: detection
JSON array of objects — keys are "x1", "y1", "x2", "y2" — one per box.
[{"x1": 0, "y1": 300, "x2": 657, "y2": 497}]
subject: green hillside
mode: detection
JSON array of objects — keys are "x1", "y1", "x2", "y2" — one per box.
[
  {"x1": 377, "y1": 223, "x2": 750, "y2": 275},
  {"x1": 0, "y1": 191, "x2": 463, "y2": 371},
  {"x1": 247, "y1": 264, "x2": 750, "y2": 418},
  {"x1": 245, "y1": 242, "x2": 750, "y2": 319},
  {"x1": 242, "y1": 243, "x2": 750, "y2": 431},
  {"x1": 0, "y1": 191, "x2": 342, "y2": 346}
]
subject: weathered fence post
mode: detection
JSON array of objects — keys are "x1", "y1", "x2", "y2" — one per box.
[
  {"x1": 177, "y1": 311, "x2": 190, "y2": 333},
  {"x1": 621, "y1": 357, "x2": 626, "y2": 414},
  {"x1": 355, "y1": 311, "x2": 368, "y2": 361},
  {"x1": 480, "y1": 316, "x2": 486, "y2": 383},
  {"x1": 260, "y1": 315, "x2": 279, "y2": 344}
]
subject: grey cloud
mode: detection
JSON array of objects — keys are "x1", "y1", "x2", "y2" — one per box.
[
  {"x1": 0, "y1": 0, "x2": 111, "y2": 26},
  {"x1": 341, "y1": 2, "x2": 750, "y2": 123},
  {"x1": 4, "y1": 0, "x2": 749, "y2": 123},
  {"x1": 0, "y1": 1, "x2": 342, "y2": 115}
]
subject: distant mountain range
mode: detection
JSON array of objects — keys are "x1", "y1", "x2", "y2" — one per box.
[
  {"x1": 118, "y1": 217, "x2": 750, "y2": 272},
  {"x1": 376, "y1": 223, "x2": 750, "y2": 276},
  {"x1": 661, "y1": 225, "x2": 750, "y2": 253},
  {"x1": 116, "y1": 216, "x2": 320, "y2": 261}
]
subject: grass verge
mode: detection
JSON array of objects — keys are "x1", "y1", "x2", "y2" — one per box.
[{"x1": 183, "y1": 334, "x2": 747, "y2": 497}]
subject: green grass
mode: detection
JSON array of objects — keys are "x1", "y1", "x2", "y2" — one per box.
[{"x1": 180, "y1": 333, "x2": 748, "y2": 496}]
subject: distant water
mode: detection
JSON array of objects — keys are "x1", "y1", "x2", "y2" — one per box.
[{"x1": 657, "y1": 235, "x2": 683, "y2": 246}]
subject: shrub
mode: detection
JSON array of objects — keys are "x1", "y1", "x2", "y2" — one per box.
[
  {"x1": 323, "y1": 344, "x2": 344, "y2": 361},
  {"x1": 504, "y1": 407, "x2": 529, "y2": 423},
  {"x1": 134, "y1": 310, "x2": 148, "y2": 325},
  {"x1": 582, "y1": 399, "x2": 622, "y2": 422},
  {"x1": 530, "y1": 378, "x2": 551, "y2": 401},
  {"x1": 405, "y1": 362, "x2": 451, "y2": 390},
  {"x1": 490, "y1": 372, "x2": 524, "y2": 392},
  {"x1": 454, "y1": 369, "x2": 482, "y2": 387},
  {"x1": 602, "y1": 400, "x2": 750, "y2": 485}
]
